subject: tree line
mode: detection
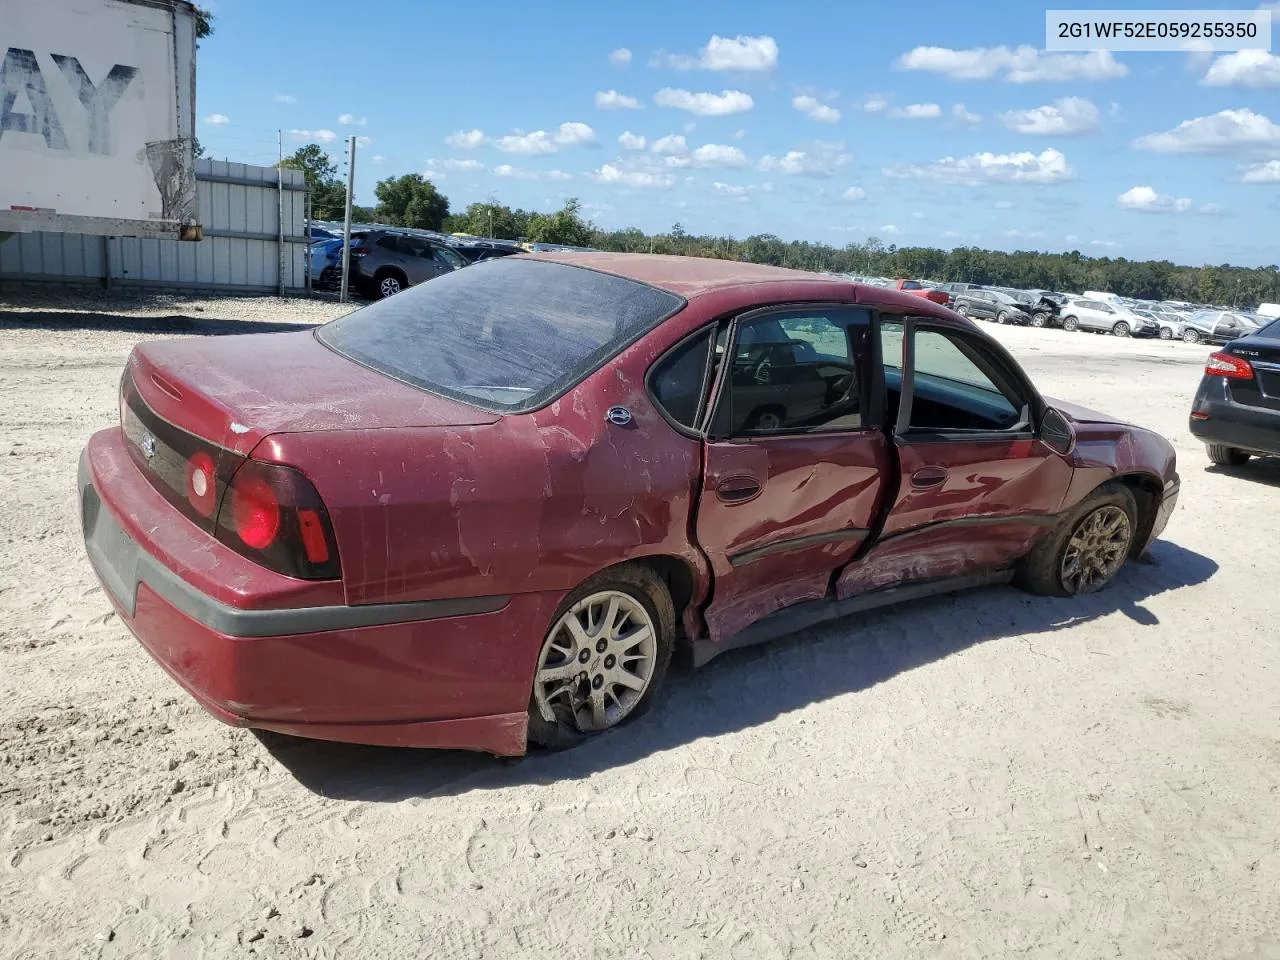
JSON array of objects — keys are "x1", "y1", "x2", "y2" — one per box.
[{"x1": 280, "y1": 144, "x2": 1280, "y2": 308}]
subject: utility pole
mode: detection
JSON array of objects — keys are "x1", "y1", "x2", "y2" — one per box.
[
  {"x1": 489, "y1": 206, "x2": 494, "y2": 239},
  {"x1": 276, "y1": 130, "x2": 286, "y2": 297},
  {"x1": 339, "y1": 135, "x2": 357, "y2": 304}
]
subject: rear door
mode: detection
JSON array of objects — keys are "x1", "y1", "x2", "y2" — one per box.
[
  {"x1": 692, "y1": 305, "x2": 891, "y2": 643},
  {"x1": 836, "y1": 316, "x2": 1073, "y2": 599}
]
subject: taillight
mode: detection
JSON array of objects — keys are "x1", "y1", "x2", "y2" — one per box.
[
  {"x1": 349, "y1": 246, "x2": 368, "y2": 258},
  {"x1": 1205, "y1": 351, "x2": 1253, "y2": 380},
  {"x1": 214, "y1": 460, "x2": 341, "y2": 580}
]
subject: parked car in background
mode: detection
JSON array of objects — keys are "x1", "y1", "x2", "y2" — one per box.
[
  {"x1": 1060, "y1": 298, "x2": 1155, "y2": 337},
  {"x1": 78, "y1": 253, "x2": 1179, "y2": 755},
  {"x1": 952, "y1": 289, "x2": 1033, "y2": 325},
  {"x1": 1189, "y1": 316, "x2": 1280, "y2": 466},
  {"x1": 451, "y1": 240, "x2": 525, "y2": 264},
  {"x1": 349, "y1": 229, "x2": 470, "y2": 298},
  {"x1": 935, "y1": 282, "x2": 985, "y2": 299},
  {"x1": 1178, "y1": 310, "x2": 1264, "y2": 345},
  {"x1": 894, "y1": 278, "x2": 951, "y2": 306},
  {"x1": 309, "y1": 238, "x2": 344, "y2": 289}
]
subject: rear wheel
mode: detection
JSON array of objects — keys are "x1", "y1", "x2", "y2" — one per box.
[
  {"x1": 1112, "y1": 321, "x2": 1131, "y2": 338},
  {"x1": 1016, "y1": 484, "x2": 1137, "y2": 597},
  {"x1": 997, "y1": 310, "x2": 1010, "y2": 324},
  {"x1": 1182, "y1": 327, "x2": 1202, "y2": 344},
  {"x1": 1158, "y1": 326, "x2": 1173, "y2": 340},
  {"x1": 1062, "y1": 315, "x2": 1079, "y2": 332},
  {"x1": 1206, "y1": 443, "x2": 1250, "y2": 467},
  {"x1": 526, "y1": 565, "x2": 674, "y2": 751},
  {"x1": 1030, "y1": 312, "x2": 1048, "y2": 328},
  {"x1": 375, "y1": 270, "x2": 407, "y2": 299},
  {"x1": 955, "y1": 302, "x2": 969, "y2": 317}
]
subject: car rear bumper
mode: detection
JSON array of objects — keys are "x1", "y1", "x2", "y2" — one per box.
[
  {"x1": 79, "y1": 431, "x2": 562, "y2": 755},
  {"x1": 1188, "y1": 377, "x2": 1280, "y2": 457}
]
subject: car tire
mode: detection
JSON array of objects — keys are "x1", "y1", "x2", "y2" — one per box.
[
  {"x1": 1182, "y1": 328, "x2": 1201, "y2": 344},
  {"x1": 1015, "y1": 483, "x2": 1138, "y2": 598},
  {"x1": 997, "y1": 310, "x2": 1010, "y2": 324},
  {"x1": 955, "y1": 303, "x2": 969, "y2": 317},
  {"x1": 1112, "y1": 321, "x2": 1130, "y2": 338},
  {"x1": 744, "y1": 407, "x2": 786, "y2": 432},
  {"x1": 1205, "y1": 443, "x2": 1250, "y2": 467},
  {"x1": 1158, "y1": 326, "x2": 1173, "y2": 340},
  {"x1": 526, "y1": 564, "x2": 675, "y2": 752},
  {"x1": 1062, "y1": 315, "x2": 1079, "y2": 332},
  {"x1": 375, "y1": 270, "x2": 407, "y2": 299},
  {"x1": 1030, "y1": 312, "x2": 1048, "y2": 328}
]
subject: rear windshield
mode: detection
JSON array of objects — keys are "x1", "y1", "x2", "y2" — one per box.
[
  {"x1": 1262, "y1": 317, "x2": 1280, "y2": 338},
  {"x1": 316, "y1": 257, "x2": 685, "y2": 411}
]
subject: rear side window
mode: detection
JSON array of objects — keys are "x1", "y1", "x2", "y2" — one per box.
[
  {"x1": 649, "y1": 329, "x2": 714, "y2": 429},
  {"x1": 318, "y1": 258, "x2": 685, "y2": 411},
  {"x1": 1264, "y1": 318, "x2": 1280, "y2": 338}
]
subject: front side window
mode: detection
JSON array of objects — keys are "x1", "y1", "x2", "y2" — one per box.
[
  {"x1": 714, "y1": 309, "x2": 868, "y2": 437},
  {"x1": 881, "y1": 321, "x2": 1027, "y2": 433}
]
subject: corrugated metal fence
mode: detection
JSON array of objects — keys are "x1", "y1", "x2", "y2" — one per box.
[{"x1": 0, "y1": 159, "x2": 309, "y2": 294}]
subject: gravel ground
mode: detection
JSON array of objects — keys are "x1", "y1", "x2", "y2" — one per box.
[{"x1": 1, "y1": 291, "x2": 1278, "y2": 959}]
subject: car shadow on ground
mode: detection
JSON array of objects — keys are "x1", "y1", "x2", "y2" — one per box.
[
  {"x1": 1205, "y1": 458, "x2": 1280, "y2": 488},
  {"x1": 0, "y1": 310, "x2": 317, "y2": 336},
  {"x1": 258, "y1": 538, "x2": 1217, "y2": 803}
]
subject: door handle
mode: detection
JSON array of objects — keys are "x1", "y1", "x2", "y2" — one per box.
[
  {"x1": 910, "y1": 467, "x2": 948, "y2": 489},
  {"x1": 716, "y1": 475, "x2": 762, "y2": 503}
]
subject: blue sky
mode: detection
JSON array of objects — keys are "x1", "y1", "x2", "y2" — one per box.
[{"x1": 194, "y1": 0, "x2": 1280, "y2": 266}]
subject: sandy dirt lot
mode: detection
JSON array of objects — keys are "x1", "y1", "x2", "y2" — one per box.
[{"x1": 2, "y1": 290, "x2": 1278, "y2": 960}]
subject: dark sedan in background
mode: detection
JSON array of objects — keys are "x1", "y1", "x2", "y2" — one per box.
[{"x1": 1190, "y1": 317, "x2": 1280, "y2": 466}]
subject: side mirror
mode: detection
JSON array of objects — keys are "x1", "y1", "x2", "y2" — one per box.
[{"x1": 1040, "y1": 407, "x2": 1075, "y2": 456}]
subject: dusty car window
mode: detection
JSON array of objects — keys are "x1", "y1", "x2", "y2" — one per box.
[
  {"x1": 650, "y1": 329, "x2": 713, "y2": 429},
  {"x1": 718, "y1": 309, "x2": 868, "y2": 436},
  {"x1": 317, "y1": 258, "x2": 685, "y2": 411}
]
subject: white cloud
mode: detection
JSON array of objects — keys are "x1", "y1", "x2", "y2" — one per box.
[
  {"x1": 889, "y1": 103, "x2": 942, "y2": 119},
  {"x1": 732, "y1": 128, "x2": 746, "y2": 139},
  {"x1": 274, "y1": 94, "x2": 296, "y2": 104},
  {"x1": 338, "y1": 114, "x2": 368, "y2": 126},
  {"x1": 856, "y1": 94, "x2": 890, "y2": 113},
  {"x1": 1133, "y1": 108, "x2": 1280, "y2": 153},
  {"x1": 651, "y1": 133, "x2": 688, "y2": 155},
  {"x1": 758, "y1": 141, "x2": 852, "y2": 178},
  {"x1": 204, "y1": 113, "x2": 229, "y2": 125},
  {"x1": 683, "y1": 121, "x2": 697, "y2": 133},
  {"x1": 654, "y1": 88, "x2": 754, "y2": 116},
  {"x1": 371, "y1": 155, "x2": 386, "y2": 164},
  {"x1": 446, "y1": 129, "x2": 487, "y2": 149},
  {"x1": 1117, "y1": 185, "x2": 1192, "y2": 213},
  {"x1": 355, "y1": 136, "x2": 372, "y2": 148},
  {"x1": 1199, "y1": 202, "x2": 1225, "y2": 214},
  {"x1": 999, "y1": 97, "x2": 1100, "y2": 135},
  {"x1": 911, "y1": 211, "x2": 926, "y2": 219},
  {"x1": 665, "y1": 144, "x2": 748, "y2": 168},
  {"x1": 609, "y1": 47, "x2": 632, "y2": 67},
  {"x1": 289, "y1": 128, "x2": 336, "y2": 143},
  {"x1": 655, "y1": 35, "x2": 779, "y2": 72},
  {"x1": 588, "y1": 163, "x2": 675, "y2": 188},
  {"x1": 793, "y1": 95, "x2": 841, "y2": 123},
  {"x1": 492, "y1": 164, "x2": 573, "y2": 181},
  {"x1": 1091, "y1": 239, "x2": 1122, "y2": 249},
  {"x1": 950, "y1": 103, "x2": 982, "y2": 126},
  {"x1": 425, "y1": 158, "x2": 483, "y2": 177},
  {"x1": 994, "y1": 200, "x2": 1015, "y2": 209},
  {"x1": 842, "y1": 186, "x2": 867, "y2": 201},
  {"x1": 880, "y1": 224, "x2": 903, "y2": 235},
  {"x1": 711, "y1": 181, "x2": 754, "y2": 198},
  {"x1": 884, "y1": 148, "x2": 1073, "y2": 185},
  {"x1": 895, "y1": 45, "x2": 1128, "y2": 83},
  {"x1": 618, "y1": 131, "x2": 646, "y2": 150},
  {"x1": 1243, "y1": 159, "x2": 1280, "y2": 182},
  {"x1": 494, "y1": 122, "x2": 596, "y2": 154},
  {"x1": 1203, "y1": 50, "x2": 1280, "y2": 87},
  {"x1": 595, "y1": 90, "x2": 642, "y2": 109}
]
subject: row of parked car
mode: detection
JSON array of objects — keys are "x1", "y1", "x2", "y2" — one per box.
[
  {"x1": 306, "y1": 224, "x2": 596, "y2": 299},
  {"x1": 843, "y1": 274, "x2": 1279, "y2": 347}
]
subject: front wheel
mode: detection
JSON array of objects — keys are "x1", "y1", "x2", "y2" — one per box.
[
  {"x1": 955, "y1": 302, "x2": 969, "y2": 317},
  {"x1": 1112, "y1": 321, "x2": 1131, "y2": 338},
  {"x1": 526, "y1": 565, "x2": 675, "y2": 751},
  {"x1": 1183, "y1": 327, "x2": 1202, "y2": 344},
  {"x1": 1158, "y1": 326, "x2": 1173, "y2": 340},
  {"x1": 1016, "y1": 484, "x2": 1137, "y2": 597},
  {"x1": 1062, "y1": 315, "x2": 1079, "y2": 332},
  {"x1": 1030, "y1": 312, "x2": 1048, "y2": 328},
  {"x1": 997, "y1": 310, "x2": 1010, "y2": 324}
]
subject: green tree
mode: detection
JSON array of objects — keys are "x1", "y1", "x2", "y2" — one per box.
[
  {"x1": 278, "y1": 144, "x2": 348, "y2": 221},
  {"x1": 449, "y1": 201, "x2": 530, "y2": 240},
  {"x1": 525, "y1": 198, "x2": 593, "y2": 247},
  {"x1": 194, "y1": 7, "x2": 214, "y2": 40},
  {"x1": 374, "y1": 174, "x2": 450, "y2": 230}
]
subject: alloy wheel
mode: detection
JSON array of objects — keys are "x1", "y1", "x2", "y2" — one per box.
[
  {"x1": 379, "y1": 276, "x2": 403, "y2": 298},
  {"x1": 1183, "y1": 328, "x2": 1201, "y2": 344},
  {"x1": 1113, "y1": 321, "x2": 1130, "y2": 338},
  {"x1": 533, "y1": 590, "x2": 658, "y2": 733},
  {"x1": 1060, "y1": 505, "x2": 1132, "y2": 595}
]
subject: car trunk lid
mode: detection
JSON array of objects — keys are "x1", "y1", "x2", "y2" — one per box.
[{"x1": 1222, "y1": 332, "x2": 1280, "y2": 411}]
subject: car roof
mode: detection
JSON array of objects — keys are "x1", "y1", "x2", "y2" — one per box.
[{"x1": 523, "y1": 251, "x2": 965, "y2": 323}]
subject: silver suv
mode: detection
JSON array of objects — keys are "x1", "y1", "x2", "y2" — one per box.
[
  {"x1": 349, "y1": 229, "x2": 468, "y2": 299},
  {"x1": 1060, "y1": 298, "x2": 1155, "y2": 337}
]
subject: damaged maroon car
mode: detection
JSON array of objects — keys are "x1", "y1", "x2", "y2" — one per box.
[{"x1": 78, "y1": 253, "x2": 1180, "y2": 755}]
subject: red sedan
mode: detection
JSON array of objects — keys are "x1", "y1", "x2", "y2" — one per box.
[{"x1": 78, "y1": 254, "x2": 1180, "y2": 755}]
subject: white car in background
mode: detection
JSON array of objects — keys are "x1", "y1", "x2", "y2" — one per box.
[{"x1": 1060, "y1": 298, "x2": 1156, "y2": 337}]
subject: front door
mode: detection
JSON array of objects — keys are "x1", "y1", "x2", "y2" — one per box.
[
  {"x1": 837, "y1": 317, "x2": 1072, "y2": 599},
  {"x1": 695, "y1": 305, "x2": 892, "y2": 643}
]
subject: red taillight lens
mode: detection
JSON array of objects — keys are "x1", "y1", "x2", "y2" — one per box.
[
  {"x1": 186, "y1": 451, "x2": 218, "y2": 517},
  {"x1": 1205, "y1": 351, "x2": 1253, "y2": 380},
  {"x1": 214, "y1": 460, "x2": 340, "y2": 580},
  {"x1": 349, "y1": 246, "x2": 368, "y2": 258},
  {"x1": 230, "y1": 475, "x2": 281, "y2": 549}
]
